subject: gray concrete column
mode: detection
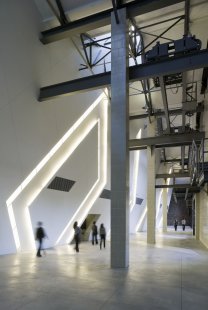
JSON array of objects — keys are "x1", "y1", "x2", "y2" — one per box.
[
  {"x1": 162, "y1": 183, "x2": 167, "y2": 233},
  {"x1": 111, "y1": 8, "x2": 129, "y2": 268},
  {"x1": 195, "y1": 193, "x2": 200, "y2": 240},
  {"x1": 147, "y1": 146, "x2": 156, "y2": 244},
  {"x1": 146, "y1": 120, "x2": 156, "y2": 244}
]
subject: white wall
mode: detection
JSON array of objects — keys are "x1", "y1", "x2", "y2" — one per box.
[{"x1": 0, "y1": 0, "x2": 107, "y2": 255}]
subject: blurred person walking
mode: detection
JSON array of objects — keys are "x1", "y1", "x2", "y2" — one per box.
[{"x1": 35, "y1": 221, "x2": 47, "y2": 257}]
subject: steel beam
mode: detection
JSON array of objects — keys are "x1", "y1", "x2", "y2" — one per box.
[
  {"x1": 112, "y1": 0, "x2": 120, "y2": 24},
  {"x1": 56, "y1": 0, "x2": 68, "y2": 25},
  {"x1": 129, "y1": 131, "x2": 205, "y2": 150},
  {"x1": 39, "y1": 49, "x2": 208, "y2": 101},
  {"x1": 155, "y1": 184, "x2": 199, "y2": 190},
  {"x1": 181, "y1": 0, "x2": 190, "y2": 171},
  {"x1": 129, "y1": 105, "x2": 204, "y2": 120},
  {"x1": 40, "y1": 0, "x2": 184, "y2": 44},
  {"x1": 39, "y1": 72, "x2": 111, "y2": 101},
  {"x1": 130, "y1": 107, "x2": 203, "y2": 120},
  {"x1": 161, "y1": 158, "x2": 189, "y2": 163},
  {"x1": 156, "y1": 173, "x2": 190, "y2": 179},
  {"x1": 159, "y1": 76, "x2": 171, "y2": 133},
  {"x1": 161, "y1": 158, "x2": 181, "y2": 163}
]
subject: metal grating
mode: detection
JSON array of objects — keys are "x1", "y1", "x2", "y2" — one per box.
[
  {"x1": 100, "y1": 189, "x2": 111, "y2": 200},
  {"x1": 136, "y1": 197, "x2": 143, "y2": 205},
  {"x1": 47, "y1": 177, "x2": 75, "y2": 192}
]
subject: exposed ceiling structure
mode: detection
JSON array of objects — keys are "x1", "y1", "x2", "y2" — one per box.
[{"x1": 34, "y1": 0, "x2": 208, "y2": 200}]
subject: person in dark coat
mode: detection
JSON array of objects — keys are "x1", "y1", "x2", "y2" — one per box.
[
  {"x1": 73, "y1": 221, "x2": 81, "y2": 252},
  {"x1": 174, "y1": 219, "x2": 178, "y2": 231},
  {"x1": 35, "y1": 221, "x2": 47, "y2": 257},
  {"x1": 99, "y1": 223, "x2": 106, "y2": 250},
  {"x1": 91, "y1": 221, "x2": 98, "y2": 245}
]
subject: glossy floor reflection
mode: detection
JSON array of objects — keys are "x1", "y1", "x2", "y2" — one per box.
[{"x1": 0, "y1": 228, "x2": 208, "y2": 310}]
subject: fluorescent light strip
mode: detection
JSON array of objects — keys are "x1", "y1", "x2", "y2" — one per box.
[
  {"x1": 159, "y1": 167, "x2": 173, "y2": 228},
  {"x1": 166, "y1": 167, "x2": 173, "y2": 189},
  {"x1": 7, "y1": 204, "x2": 20, "y2": 249},
  {"x1": 8, "y1": 119, "x2": 98, "y2": 251},
  {"x1": 55, "y1": 118, "x2": 100, "y2": 244},
  {"x1": 135, "y1": 205, "x2": 147, "y2": 232},
  {"x1": 56, "y1": 97, "x2": 108, "y2": 245},
  {"x1": 6, "y1": 93, "x2": 104, "y2": 207},
  {"x1": 156, "y1": 189, "x2": 163, "y2": 220},
  {"x1": 158, "y1": 215, "x2": 163, "y2": 228},
  {"x1": 6, "y1": 93, "x2": 106, "y2": 251},
  {"x1": 26, "y1": 120, "x2": 98, "y2": 207},
  {"x1": 130, "y1": 129, "x2": 141, "y2": 212},
  {"x1": 58, "y1": 178, "x2": 100, "y2": 244}
]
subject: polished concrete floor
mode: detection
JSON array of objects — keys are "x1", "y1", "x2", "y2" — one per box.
[{"x1": 0, "y1": 227, "x2": 208, "y2": 310}]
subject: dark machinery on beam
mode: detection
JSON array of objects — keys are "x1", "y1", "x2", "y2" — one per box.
[
  {"x1": 145, "y1": 35, "x2": 201, "y2": 62},
  {"x1": 145, "y1": 35, "x2": 201, "y2": 87}
]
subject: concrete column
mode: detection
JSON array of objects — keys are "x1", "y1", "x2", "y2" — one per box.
[
  {"x1": 162, "y1": 181, "x2": 167, "y2": 233},
  {"x1": 146, "y1": 120, "x2": 156, "y2": 244},
  {"x1": 195, "y1": 193, "x2": 200, "y2": 240},
  {"x1": 111, "y1": 8, "x2": 129, "y2": 268}
]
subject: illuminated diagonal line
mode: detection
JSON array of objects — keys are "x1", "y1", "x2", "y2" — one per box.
[{"x1": 6, "y1": 93, "x2": 106, "y2": 251}]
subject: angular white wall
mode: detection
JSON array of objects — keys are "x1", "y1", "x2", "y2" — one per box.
[{"x1": 0, "y1": 0, "x2": 107, "y2": 254}]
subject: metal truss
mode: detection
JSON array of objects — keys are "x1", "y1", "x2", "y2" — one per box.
[
  {"x1": 39, "y1": 49, "x2": 208, "y2": 101},
  {"x1": 136, "y1": 15, "x2": 185, "y2": 57},
  {"x1": 78, "y1": 19, "x2": 140, "y2": 72},
  {"x1": 79, "y1": 33, "x2": 111, "y2": 71},
  {"x1": 40, "y1": 0, "x2": 184, "y2": 44}
]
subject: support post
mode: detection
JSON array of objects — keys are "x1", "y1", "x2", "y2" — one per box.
[
  {"x1": 146, "y1": 121, "x2": 156, "y2": 244},
  {"x1": 195, "y1": 193, "x2": 200, "y2": 240},
  {"x1": 111, "y1": 8, "x2": 129, "y2": 268}
]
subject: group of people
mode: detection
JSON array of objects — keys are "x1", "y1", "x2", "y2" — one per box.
[
  {"x1": 174, "y1": 218, "x2": 186, "y2": 231},
  {"x1": 74, "y1": 220, "x2": 106, "y2": 253},
  {"x1": 35, "y1": 220, "x2": 106, "y2": 257},
  {"x1": 91, "y1": 221, "x2": 106, "y2": 249}
]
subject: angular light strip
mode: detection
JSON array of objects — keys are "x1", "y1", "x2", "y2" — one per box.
[
  {"x1": 6, "y1": 93, "x2": 106, "y2": 251},
  {"x1": 130, "y1": 129, "x2": 141, "y2": 212},
  {"x1": 158, "y1": 167, "x2": 173, "y2": 227},
  {"x1": 55, "y1": 120, "x2": 100, "y2": 245},
  {"x1": 6, "y1": 93, "x2": 104, "y2": 207},
  {"x1": 56, "y1": 96, "x2": 108, "y2": 245},
  {"x1": 135, "y1": 205, "x2": 147, "y2": 232},
  {"x1": 156, "y1": 189, "x2": 163, "y2": 220}
]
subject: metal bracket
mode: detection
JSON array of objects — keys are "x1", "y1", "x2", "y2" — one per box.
[{"x1": 112, "y1": 0, "x2": 120, "y2": 24}]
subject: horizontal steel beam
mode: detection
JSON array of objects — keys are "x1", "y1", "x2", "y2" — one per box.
[
  {"x1": 129, "y1": 131, "x2": 205, "y2": 150},
  {"x1": 160, "y1": 158, "x2": 189, "y2": 163},
  {"x1": 129, "y1": 105, "x2": 204, "y2": 120},
  {"x1": 39, "y1": 49, "x2": 208, "y2": 101},
  {"x1": 41, "y1": 0, "x2": 184, "y2": 44},
  {"x1": 155, "y1": 184, "x2": 199, "y2": 191},
  {"x1": 39, "y1": 72, "x2": 110, "y2": 101},
  {"x1": 156, "y1": 172, "x2": 190, "y2": 179}
]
